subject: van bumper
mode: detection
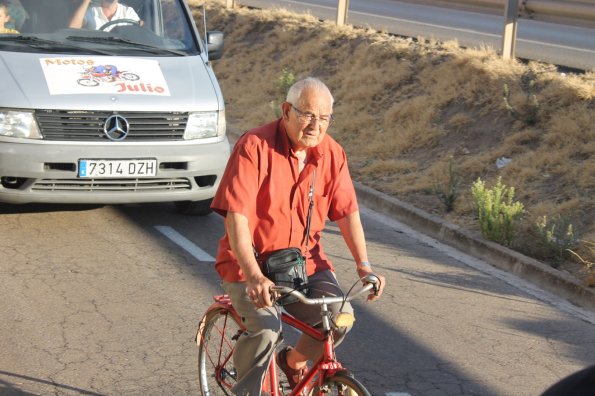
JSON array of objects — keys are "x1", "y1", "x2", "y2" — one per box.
[{"x1": 0, "y1": 138, "x2": 230, "y2": 204}]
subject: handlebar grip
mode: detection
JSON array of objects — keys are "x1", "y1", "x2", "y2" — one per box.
[{"x1": 362, "y1": 273, "x2": 381, "y2": 295}]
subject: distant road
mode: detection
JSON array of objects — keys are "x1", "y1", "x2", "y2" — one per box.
[{"x1": 239, "y1": 0, "x2": 595, "y2": 71}]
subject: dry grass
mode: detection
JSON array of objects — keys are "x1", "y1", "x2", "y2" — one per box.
[{"x1": 196, "y1": 0, "x2": 595, "y2": 283}]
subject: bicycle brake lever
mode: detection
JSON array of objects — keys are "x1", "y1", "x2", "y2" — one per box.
[{"x1": 363, "y1": 273, "x2": 379, "y2": 285}]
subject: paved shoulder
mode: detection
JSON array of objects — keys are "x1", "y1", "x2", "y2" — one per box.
[{"x1": 354, "y1": 181, "x2": 595, "y2": 311}]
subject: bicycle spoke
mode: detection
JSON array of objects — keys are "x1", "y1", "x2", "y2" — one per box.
[{"x1": 197, "y1": 307, "x2": 244, "y2": 395}]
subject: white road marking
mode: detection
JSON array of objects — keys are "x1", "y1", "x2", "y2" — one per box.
[
  {"x1": 155, "y1": 225, "x2": 215, "y2": 262},
  {"x1": 386, "y1": 393, "x2": 412, "y2": 396}
]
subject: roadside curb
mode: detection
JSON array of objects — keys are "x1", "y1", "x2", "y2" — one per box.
[{"x1": 354, "y1": 181, "x2": 595, "y2": 311}]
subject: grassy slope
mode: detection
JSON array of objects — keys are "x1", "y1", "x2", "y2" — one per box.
[{"x1": 194, "y1": 0, "x2": 595, "y2": 283}]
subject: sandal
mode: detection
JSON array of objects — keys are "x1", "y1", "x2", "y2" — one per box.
[{"x1": 277, "y1": 346, "x2": 308, "y2": 389}]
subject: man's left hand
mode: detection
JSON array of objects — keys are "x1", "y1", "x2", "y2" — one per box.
[{"x1": 357, "y1": 267, "x2": 385, "y2": 301}]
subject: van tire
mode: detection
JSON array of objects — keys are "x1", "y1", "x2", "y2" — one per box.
[{"x1": 174, "y1": 199, "x2": 213, "y2": 216}]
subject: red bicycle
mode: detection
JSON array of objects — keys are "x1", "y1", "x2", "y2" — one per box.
[{"x1": 195, "y1": 275, "x2": 380, "y2": 395}]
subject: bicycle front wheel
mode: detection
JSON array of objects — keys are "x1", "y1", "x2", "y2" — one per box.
[
  {"x1": 310, "y1": 371, "x2": 371, "y2": 396},
  {"x1": 197, "y1": 306, "x2": 244, "y2": 396}
]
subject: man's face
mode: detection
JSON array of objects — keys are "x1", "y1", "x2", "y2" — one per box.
[
  {"x1": 0, "y1": 8, "x2": 9, "y2": 29},
  {"x1": 283, "y1": 88, "x2": 333, "y2": 152}
]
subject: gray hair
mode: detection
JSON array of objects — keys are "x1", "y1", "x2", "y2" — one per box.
[{"x1": 286, "y1": 77, "x2": 334, "y2": 107}]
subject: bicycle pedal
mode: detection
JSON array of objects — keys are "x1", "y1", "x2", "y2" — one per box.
[{"x1": 279, "y1": 379, "x2": 292, "y2": 391}]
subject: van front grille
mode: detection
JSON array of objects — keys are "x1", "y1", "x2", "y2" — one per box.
[
  {"x1": 35, "y1": 110, "x2": 188, "y2": 141},
  {"x1": 31, "y1": 178, "x2": 192, "y2": 191}
]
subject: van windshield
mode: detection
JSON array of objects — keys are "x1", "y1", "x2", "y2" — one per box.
[{"x1": 0, "y1": 0, "x2": 201, "y2": 56}]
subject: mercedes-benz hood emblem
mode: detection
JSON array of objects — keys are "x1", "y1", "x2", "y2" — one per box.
[{"x1": 104, "y1": 114, "x2": 130, "y2": 141}]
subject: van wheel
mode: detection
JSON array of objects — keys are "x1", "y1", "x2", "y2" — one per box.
[{"x1": 174, "y1": 199, "x2": 213, "y2": 216}]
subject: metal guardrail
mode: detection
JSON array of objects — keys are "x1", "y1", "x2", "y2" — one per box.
[
  {"x1": 225, "y1": 0, "x2": 595, "y2": 64},
  {"x1": 225, "y1": 0, "x2": 595, "y2": 26},
  {"x1": 472, "y1": 0, "x2": 595, "y2": 60},
  {"x1": 447, "y1": 0, "x2": 595, "y2": 25}
]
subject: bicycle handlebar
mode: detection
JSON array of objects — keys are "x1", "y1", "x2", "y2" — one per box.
[{"x1": 270, "y1": 274, "x2": 380, "y2": 306}]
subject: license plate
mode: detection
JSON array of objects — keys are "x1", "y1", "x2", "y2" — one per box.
[{"x1": 78, "y1": 159, "x2": 157, "y2": 178}]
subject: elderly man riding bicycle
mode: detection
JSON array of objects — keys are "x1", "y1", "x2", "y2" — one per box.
[{"x1": 211, "y1": 77, "x2": 386, "y2": 395}]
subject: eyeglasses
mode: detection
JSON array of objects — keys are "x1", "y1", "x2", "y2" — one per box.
[{"x1": 291, "y1": 104, "x2": 334, "y2": 127}]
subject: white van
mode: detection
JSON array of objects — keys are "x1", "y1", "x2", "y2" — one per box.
[{"x1": 0, "y1": 0, "x2": 229, "y2": 215}]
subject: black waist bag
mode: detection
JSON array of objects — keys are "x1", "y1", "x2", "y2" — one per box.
[{"x1": 264, "y1": 247, "x2": 308, "y2": 305}]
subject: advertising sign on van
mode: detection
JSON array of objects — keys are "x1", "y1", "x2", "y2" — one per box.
[{"x1": 40, "y1": 57, "x2": 171, "y2": 96}]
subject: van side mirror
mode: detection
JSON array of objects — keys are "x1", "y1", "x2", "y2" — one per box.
[{"x1": 206, "y1": 31, "x2": 224, "y2": 60}]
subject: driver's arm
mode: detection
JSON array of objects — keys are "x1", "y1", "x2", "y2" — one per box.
[{"x1": 68, "y1": 0, "x2": 91, "y2": 28}]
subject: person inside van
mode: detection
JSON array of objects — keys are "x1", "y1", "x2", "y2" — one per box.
[
  {"x1": 68, "y1": 0, "x2": 142, "y2": 30},
  {"x1": 0, "y1": 1, "x2": 19, "y2": 34}
]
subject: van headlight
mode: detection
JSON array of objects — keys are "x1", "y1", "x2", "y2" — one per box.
[
  {"x1": 0, "y1": 111, "x2": 42, "y2": 139},
  {"x1": 184, "y1": 111, "x2": 226, "y2": 140}
]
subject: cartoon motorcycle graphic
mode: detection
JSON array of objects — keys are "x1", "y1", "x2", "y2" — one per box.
[{"x1": 77, "y1": 65, "x2": 140, "y2": 87}]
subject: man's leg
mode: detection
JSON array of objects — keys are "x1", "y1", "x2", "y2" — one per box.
[
  {"x1": 283, "y1": 270, "x2": 354, "y2": 368},
  {"x1": 223, "y1": 281, "x2": 282, "y2": 396}
]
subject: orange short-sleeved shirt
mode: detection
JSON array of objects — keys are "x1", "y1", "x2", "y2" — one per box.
[{"x1": 211, "y1": 119, "x2": 359, "y2": 282}]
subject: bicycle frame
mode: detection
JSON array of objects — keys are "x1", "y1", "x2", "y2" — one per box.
[{"x1": 272, "y1": 312, "x2": 344, "y2": 396}]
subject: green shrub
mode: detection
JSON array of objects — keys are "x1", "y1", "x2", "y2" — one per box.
[
  {"x1": 432, "y1": 158, "x2": 460, "y2": 212},
  {"x1": 471, "y1": 177, "x2": 525, "y2": 246},
  {"x1": 270, "y1": 68, "x2": 295, "y2": 118},
  {"x1": 534, "y1": 215, "x2": 578, "y2": 266},
  {"x1": 503, "y1": 81, "x2": 539, "y2": 125}
]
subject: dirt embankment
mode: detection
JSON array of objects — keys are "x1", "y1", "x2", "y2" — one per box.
[{"x1": 195, "y1": 0, "x2": 595, "y2": 284}]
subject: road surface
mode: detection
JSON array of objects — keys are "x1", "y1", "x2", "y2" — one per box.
[{"x1": 1, "y1": 201, "x2": 595, "y2": 395}]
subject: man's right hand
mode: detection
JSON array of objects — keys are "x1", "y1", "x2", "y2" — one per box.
[{"x1": 245, "y1": 275, "x2": 275, "y2": 308}]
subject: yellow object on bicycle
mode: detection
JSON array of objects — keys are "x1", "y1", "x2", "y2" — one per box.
[{"x1": 334, "y1": 312, "x2": 355, "y2": 327}]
